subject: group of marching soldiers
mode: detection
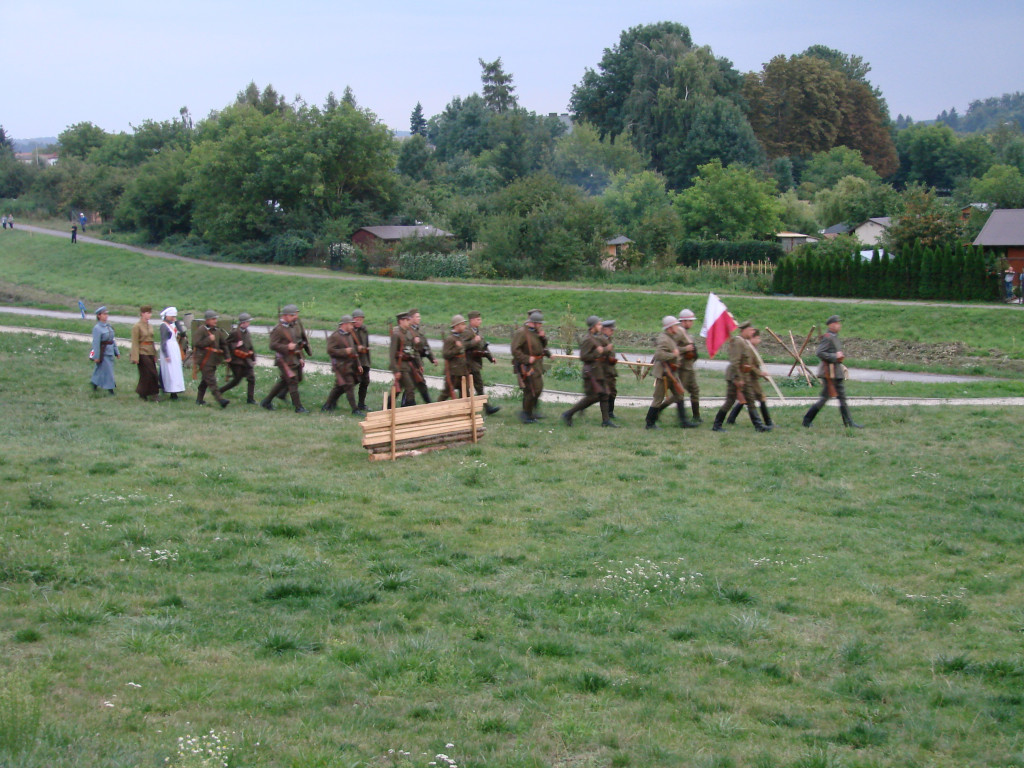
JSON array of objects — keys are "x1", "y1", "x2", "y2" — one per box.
[{"x1": 173, "y1": 301, "x2": 862, "y2": 430}]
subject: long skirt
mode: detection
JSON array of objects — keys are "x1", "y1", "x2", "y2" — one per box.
[
  {"x1": 91, "y1": 357, "x2": 116, "y2": 390},
  {"x1": 160, "y1": 340, "x2": 186, "y2": 394},
  {"x1": 136, "y1": 355, "x2": 160, "y2": 397}
]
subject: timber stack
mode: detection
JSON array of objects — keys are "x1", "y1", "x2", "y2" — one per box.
[{"x1": 360, "y1": 382, "x2": 487, "y2": 460}]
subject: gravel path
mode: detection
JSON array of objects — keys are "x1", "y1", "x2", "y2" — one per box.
[{"x1": 5, "y1": 323, "x2": 1021, "y2": 409}]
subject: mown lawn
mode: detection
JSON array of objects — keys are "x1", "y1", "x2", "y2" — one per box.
[{"x1": 1, "y1": 332, "x2": 1023, "y2": 767}]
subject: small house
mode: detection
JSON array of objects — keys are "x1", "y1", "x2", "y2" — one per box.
[
  {"x1": 853, "y1": 217, "x2": 891, "y2": 247},
  {"x1": 973, "y1": 208, "x2": 1024, "y2": 273},
  {"x1": 351, "y1": 225, "x2": 454, "y2": 253}
]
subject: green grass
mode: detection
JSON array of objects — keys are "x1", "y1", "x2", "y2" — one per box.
[
  {"x1": 3, "y1": 229, "x2": 1024, "y2": 363},
  {"x1": 1, "y1": 331, "x2": 1024, "y2": 767}
]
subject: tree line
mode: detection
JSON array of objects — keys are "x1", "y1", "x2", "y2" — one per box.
[{"x1": 2, "y1": 23, "x2": 1024, "y2": 288}]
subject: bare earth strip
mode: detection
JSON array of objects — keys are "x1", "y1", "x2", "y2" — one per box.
[{"x1": 5, "y1": 324, "x2": 1021, "y2": 409}]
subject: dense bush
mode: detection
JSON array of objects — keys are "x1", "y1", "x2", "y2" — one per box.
[
  {"x1": 675, "y1": 240, "x2": 783, "y2": 266},
  {"x1": 394, "y1": 252, "x2": 470, "y2": 280}
]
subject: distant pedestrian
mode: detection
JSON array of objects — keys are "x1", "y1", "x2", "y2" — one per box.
[
  {"x1": 1005, "y1": 268, "x2": 1016, "y2": 302},
  {"x1": 71, "y1": 225, "x2": 77, "y2": 243},
  {"x1": 1, "y1": 215, "x2": 6, "y2": 229},
  {"x1": 79, "y1": 212, "x2": 87, "y2": 232},
  {"x1": 5, "y1": 214, "x2": 12, "y2": 229}
]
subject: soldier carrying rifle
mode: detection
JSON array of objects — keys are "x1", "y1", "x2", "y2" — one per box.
[
  {"x1": 646, "y1": 315, "x2": 694, "y2": 429},
  {"x1": 388, "y1": 311, "x2": 419, "y2": 407},
  {"x1": 511, "y1": 310, "x2": 551, "y2": 423},
  {"x1": 803, "y1": 315, "x2": 863, "y2": 429},
  {"x1": 260, "y1": 304, "x2": 309, "y2": 413},
  {"x1": 464, "y1": 311, "x2": 500, "y2": 415},
  {"x1": 711, "y1": 321, "x2": 770, "y2": 432},
  {"x1": 561, "y1": 315, "x2": 617, "y2": 428}
]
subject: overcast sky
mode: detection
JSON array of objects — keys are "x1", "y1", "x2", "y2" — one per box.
[{"x1": 5, "y1": 0, "x2": 1022, "y2": 139}]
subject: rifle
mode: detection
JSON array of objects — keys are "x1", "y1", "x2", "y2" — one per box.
[
  {"x1": 663, "y1": 362, "x2": 686, "y2": 398},
  {"x1": 823, "y1": 363, "x2": 839, "y2": 398},
  {"x1": 678, "y1": 326, "x2": 699, "y2": 360}
]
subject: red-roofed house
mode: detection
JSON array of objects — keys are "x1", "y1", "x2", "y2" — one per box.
[
  {"x1": 973, "y1": 208, "x2": 1024, "y2": 273},
  {"x1": 352, "y1": 225, "x2": 454, "y2": 252}
]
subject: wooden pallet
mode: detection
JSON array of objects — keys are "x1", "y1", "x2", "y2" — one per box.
[{"x1": 360, "y1": 377, "x2": 487, "y2": 460}]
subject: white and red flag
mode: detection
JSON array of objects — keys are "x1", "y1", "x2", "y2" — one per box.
[{"x1": 699, "y1": 292, "x2": 737, "y2": 358}]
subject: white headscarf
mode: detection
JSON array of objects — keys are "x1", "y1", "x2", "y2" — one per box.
[{"x1": 160, "y1": 307, "x2": 178, "y2": 320}]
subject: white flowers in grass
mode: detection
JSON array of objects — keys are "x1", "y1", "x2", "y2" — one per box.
[
  {"x1": 136, "y1": 547, "x2": 179, "y2": 563},
  {"x1": 383, "y1": 742, "x2": 459, "y2": 767},
  {"x1": 168, "y1": 729, "x2": 236, "y2": 768},
  {"x1": 903, "y1": 586, "x2": 967, "y2": 604},
  {"x1": 599, "y1": 559, "x2": 703, "y2": 605},
  {"x1": 748, "y1": 553, "x2": 827, "y2": 569}
]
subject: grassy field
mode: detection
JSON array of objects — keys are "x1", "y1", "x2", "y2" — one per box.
[
  {"x1": 3, "y1": 230, "x2": 1024, "y2": 369},
  {"x1": 2, "y1": 331, "x2": 1024, "y2": 767}
]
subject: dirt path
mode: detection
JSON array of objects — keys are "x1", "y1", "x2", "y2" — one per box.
[
  {"x1": 5, "y1": 323, "x2": 1021, "y2": 409},
  {"x1": 18, "y1": 224, "x2": 1024, "y2": 310}
]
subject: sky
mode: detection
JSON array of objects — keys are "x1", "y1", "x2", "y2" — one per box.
[{"x1": 5, "y1": 0, "x2": 1023, "y2": 140}]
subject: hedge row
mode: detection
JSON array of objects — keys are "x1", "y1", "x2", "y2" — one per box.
[
  {"x1": 675, "y1": 240, "x2": 783, "y2": 266},
  {"x1": 772, "y1": 242, "x2": 1000, "y2": 301}
]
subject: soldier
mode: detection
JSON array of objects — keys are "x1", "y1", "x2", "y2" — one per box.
[
  {"x1": 646, "y1": 316, "x2": 689, "y2": 429},
  {"x1": 562, "y1": 315, "x2": 617, "y2": 427},
  {"x1": 711, "y1": 321, "x2": 770, "y2": 432},
  {"x1": 677, "y1": 308, "x2": 702, "y2": 424},
  {"x1": 601, "y1": 319, "x2": 618, "y2": 420},
  {"x1": 322, "y1": 315, "x2": 363, "y2": 413},
  {"x1": 221, "y1": 312, "x2": 257, "y2": 404},
  {"x1": 725, "y1": 329, "x2": 774, "y2": 428},
  {"x1": 351, "y1": 309, "x2": 372, "y2": 412},
  {"x1": 408, "y1": 308, "x2": 434, "y2": 403},
  {"x1": 194, "y1": 310, "x2": 230, "y2": 408},
  {"x1": 464, "y1": 311, "x2": 500, "y2": 415},
  {"x1": 803, "y1": 315, "x2": 863, "y2": 428},
  {"x1": 131, "y1": 305, "x2": 161, "y2": 402},
  {"x1": 440, "y1": 314, "x2": 471, "y2": 400},
  {"x1": 260, "y1": 304, "x2": 308, "y2": 413},
  {"x1": 511, "y1": 310, "x2": 551, "y2": 423},
  {"x1": 388, "y1": 311, "x2": 418, "y2": 407}
]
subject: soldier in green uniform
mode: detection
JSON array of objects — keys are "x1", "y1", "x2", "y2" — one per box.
[
  {"x1": 261, "y1": 304, "x2": 308, "y2": 413},
  {"x1": 221, "y1": 312, "x2": 257, "y2": 403},
  {"x1": 322, "y1": 315, "x2": 362, "y2": 413},
  {"x1": 194, "y1": 310, "x2": 231, "y2": 408},
  {"x1": 351, "y1": 309, "x2": 372, "y2": 412},
  {"x1": 677, "y1": 308, "x2": 702, "y2": 424},
  {"x1": 646, "y1": 315, "x2": 690, "y2": 429},
  {"x1": 440, "y1": 314, "x2": 471, "y2": 400},
  {"x1": 408, "y1": 309, "x2": 434, "y2": 403},
  {"x1": 803, "y1": 315, "x2": 862, "y2": 428},
  {"x1": 389, "y1": 311, "x2": 418, "y2": 407},
  {"x1": 562, "y1": 315, "x2": 617, "y2": 427},
  {"x1": 601, "y1": 319, "x2": 618, "y2": 420},
  {"x1": 726, "y1": 329, "x2": 773, "y2": 428},
  {"x1": 711, "y1": 321, "x2": 769, "y2": 432},
  {"x1": 511, "y1": 311, "x2": 551, "y2": 423},
  {"x1": 464, "y1": 311, "x2": 500, "y2": 414}
]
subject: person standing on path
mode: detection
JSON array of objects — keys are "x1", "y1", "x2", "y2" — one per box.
[
  {"x1": 802, "y1": 315, "x2": 863, "y2": 429},
  {"x1": 71, "y1": 225, "x2": 77, "y2": 243},
  {"x1": 90, "y1": 306, "x2": 119, "y2": 394},
  {"x1": 130, "y1": 305, "x2": 161, "y2": 401},
  {"x1": 158, "y1": 307, "x2": 186, "y2": 400}
]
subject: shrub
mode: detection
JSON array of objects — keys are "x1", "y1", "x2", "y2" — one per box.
[
  {"x1": 394, "y1": 252, "x2": 470, "y2": 280},
  {"x1": 675, "y1": 240, "x2": 784, "y2": 266}
]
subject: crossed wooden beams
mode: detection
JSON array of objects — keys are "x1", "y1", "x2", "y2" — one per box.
[{"x1": 764, "y1": 326, "x2": 817, "y2": 386}]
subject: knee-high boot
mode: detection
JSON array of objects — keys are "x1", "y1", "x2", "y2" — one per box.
[
  {"x1": 747, "y1": 404, "x2": 770, "y2": 432},
  {"x1": 725, "y1": 403, "x2": 743, "y2": 424},
  {"x1": 759, "y1": 402, "x2": 774, "y2": 427}
]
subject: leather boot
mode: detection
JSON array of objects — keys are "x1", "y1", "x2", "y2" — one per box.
[
  {"x1": 747, "y1": 404, "x2": 770, "y2": 432},
  {"x1": 759, "y1": 402, "x2": 774, "y2": 427},
  {"x1": 607, "y1": 396, "x2": 617, "y2": 419},
  {"x1": 725, "y1": 403, "x2": 742, "y2": 425},
  {"x1": 676, "y1": 401, "x2": 698, "y2": 428},
  {"x1": 840, "y1": 405, "x2": 863, "y2": 428},
  {"x1": 802, "y1": 403, "x2": 821, "y2": 427},
  {"x1": 485, "y1": 404, "x2": 501, "y2": 415},
  {"x1": 711, "y1": 409, "x2": 728, "y2": 432},
  {"x1": 691, "y1": 401, "x2": 702, "y2": 424},
  {"x1": 645, "y1": 407, "x2": 661, "y2": 429},
  {"x1": 600, "y1": 399, "x2": 619, "y2": 428}
]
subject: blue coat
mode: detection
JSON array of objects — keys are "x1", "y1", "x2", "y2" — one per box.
[{"x1": 91, "y1": 321, "x2": 119, "y2": 389}]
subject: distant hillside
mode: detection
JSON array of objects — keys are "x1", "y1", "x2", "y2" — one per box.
[
  {"x1": 932, "y1": 92, "x2": 1024, "y2": 133},
  {"x1": 13, "y1": 137, "x2": 57, "y2": 152}
]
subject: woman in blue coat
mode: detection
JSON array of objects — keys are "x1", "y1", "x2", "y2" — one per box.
[{"x1": 91, "y1": 306, "x2": 119, "y2": 393}]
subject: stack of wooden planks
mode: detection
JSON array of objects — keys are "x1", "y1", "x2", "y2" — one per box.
[{"x1": 360, "y1": 382, "x2": 487, "y2": 460}]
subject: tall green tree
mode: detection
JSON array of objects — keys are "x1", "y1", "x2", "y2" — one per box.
[
  {"x1": 479, "y1": 58, "x2": 517, "y2": 113},
  {"x1": 970, "y1": 164, "x2": 1024, "y2": 208},
  {"x1": 409, "y1": 102, "x2": 427, "y2": 136},
  {"x1": 550, "y1": 122, "x2": 647, "y2": 194},
  {"x1": 57, "y1": 122, "x2": 109, "y2": 160},
  {"x1": 674, "y1": 160, "x2": 782, "y2": 240}
]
